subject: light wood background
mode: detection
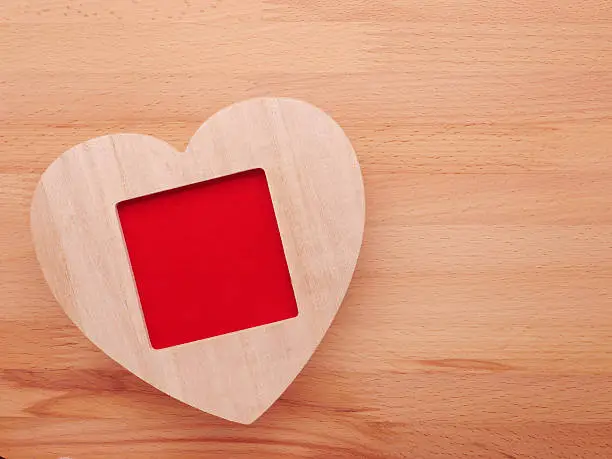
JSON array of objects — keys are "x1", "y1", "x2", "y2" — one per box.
[{"x1": 1, "y1": 0, "x2": 611, "y2": 457}]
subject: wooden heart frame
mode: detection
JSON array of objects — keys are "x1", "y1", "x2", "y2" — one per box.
[{"x1": 30, "y1": 97, "x2": 365, "y2": 423}]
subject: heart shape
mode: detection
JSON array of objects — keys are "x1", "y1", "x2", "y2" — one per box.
[{"x1": 30, "y1": 97, "x2": 365, "y2": 423}]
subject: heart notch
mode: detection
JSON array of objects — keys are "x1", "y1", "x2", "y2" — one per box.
[{"x1": 31, "y1": 98, "x2": 365, "y2": 424}]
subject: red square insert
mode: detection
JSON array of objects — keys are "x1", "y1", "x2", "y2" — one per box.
[{"x1": 117, "y1": 168, "x2": 298, "y2": 350}]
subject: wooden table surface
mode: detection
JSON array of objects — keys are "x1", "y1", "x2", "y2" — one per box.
[{"x1": 1, "y1": 1, "x2": 611, "y2": 457}]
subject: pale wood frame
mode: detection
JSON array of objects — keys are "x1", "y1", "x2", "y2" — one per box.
[{"x1": 30, "y1": 97, "x2": 365, "y2": 424}]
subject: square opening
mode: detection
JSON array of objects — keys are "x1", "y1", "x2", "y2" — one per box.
[{"x1": 116, "y1": 168, "x2": 298, "y2": 350}]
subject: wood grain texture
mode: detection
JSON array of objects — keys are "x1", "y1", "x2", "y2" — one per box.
[
  {"x1": 1, "y1": 0, "x2": 611, "y2": 457},
  {"x1": 29, "y1": 97, "x2": 365, "y2": 424}
]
